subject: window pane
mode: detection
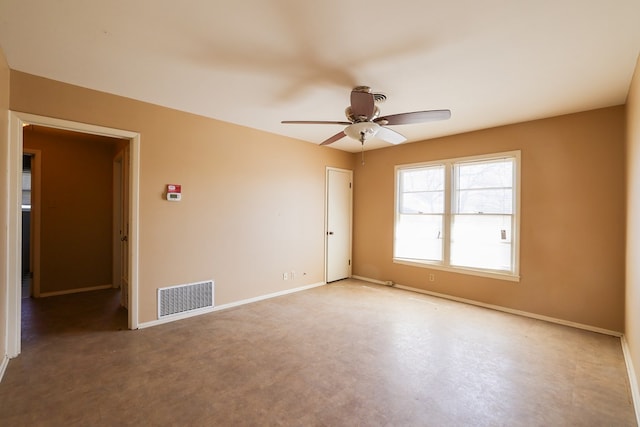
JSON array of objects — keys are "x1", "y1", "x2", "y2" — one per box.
[
  {"x1": 456, "y1": 159, "x2": 513, "y2": 189},
  {"x1": 401, "y1": 166, "x2": 444, "y2": 192},
  {"x1": 454, "y1": 158, "x2": 513, "y2": 215},
  {"x1": 456, "y1": 188, "x2": 513, "y2": 214},
  {"x1": 394, "y1": 214, "x2": 443, "y2": 261},
  {"x1": 450, "y1": 214, "x2": 512, "y2": 271},
  {"x1": 22, "y1": 171, "x2": 31, "y2": 207},
  {"x1": 401, "y1": 191, "x2": 444, "y2": 214},
  {"x1": 400, "y1": 165, "x2": 444, "y2": 214}
]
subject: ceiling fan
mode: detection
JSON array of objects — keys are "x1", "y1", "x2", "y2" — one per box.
[{"x1": 281, "y1": 86, "x2": 451, "y2": 147}]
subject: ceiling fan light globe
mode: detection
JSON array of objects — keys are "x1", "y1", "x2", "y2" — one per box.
[{"x1": 344, "y1": 121, "x2": 380, "y2": 140}]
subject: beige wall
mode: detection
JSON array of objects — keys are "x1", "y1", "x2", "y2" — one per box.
[
  {"x1": 23, "y1": 127, "x2": 118, "y2": 294},
  {"x1": 10, "y1": 71, "x2": 354, "y2": 323},
  {"x1": 3, "y1": 69, "x2": 628, "y2": 333},
  {"x1": 353, "y1": 106, "x2": 626, "y2": 331},
  {"x1": 0, "y1": 46, "x2": 10, "y2": 365},
  {"x1": 626, "y1": 55, "x2": 640, "y2": 399}
]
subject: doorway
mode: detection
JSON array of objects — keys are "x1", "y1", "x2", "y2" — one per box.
[
  {"x1": 20, "y1": 150, "x2": 41, "y2": 299},
  {"x1": 6, "y1": 112, "x2": 141, "y2": 358},
  {"x1": 21, "y1": 154, "x2": 32, "y2": 297},
  {"x1": 325, "y1": 167, "x2": 353, "y2": 283}
]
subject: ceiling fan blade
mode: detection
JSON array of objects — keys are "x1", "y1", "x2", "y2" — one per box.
[
  {"x1": 376, "y1": 127, "x2": 407, "y2": 145},
  {"x1": 319, "y1": 131, "x2": 346, "y2": 146},
  {"x1": 376, "y1": 109, "x2": 451, "y2": 126},
  {"x1": 282, "y1": 120, "x2": 352, "y2": 125},
  {"x1": 350, "y1": 90, "x2": 375, "y2": 119}
]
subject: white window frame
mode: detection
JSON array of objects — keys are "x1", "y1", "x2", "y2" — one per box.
[{"x1": 393, "y1": 150, "x2": 521, "y2": 282}]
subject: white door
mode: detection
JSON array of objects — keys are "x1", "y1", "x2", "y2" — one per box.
[
  {"x1": 112, "y1": 145, "x2": 130, "y2": 309},
  {"x1": 23, "y1": 149, "x2": 41, "y2": 298},
  {"x1": 118, "y1": 145, "x2": 130, "y2": 309},
  {"x1": 112, "y1": 155, "x2": 123, "y2": 290},
  {"x1": 326, "y1": 168, "x2": 352, "y2": 282}
]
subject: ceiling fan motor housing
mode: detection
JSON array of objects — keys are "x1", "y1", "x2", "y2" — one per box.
[{"x1": 345, "y1": 106, "x2": 380, "y2": 123}]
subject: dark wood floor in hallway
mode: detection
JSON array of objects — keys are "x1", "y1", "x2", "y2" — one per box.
[{"x1": 0, "y1": 279, "x2": 637, "y2": 426}]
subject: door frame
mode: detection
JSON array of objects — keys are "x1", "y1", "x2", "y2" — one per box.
[
  {"x1": 324, "y1": 167, "x2": 353, "y2": 283},
  {"x1": 6, "y1": 111, "x2": 141, "y2": 358}
]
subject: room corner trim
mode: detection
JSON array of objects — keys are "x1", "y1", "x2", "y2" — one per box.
[
  {"x1": 351, "y1": 275, "x2": 623, "y2": 337},
  {"x1": 621, "y1": 336, "x2": 640, "y2": 426},
  {"x1": 138, "y1": 281, "x2": 326, "y2": 329}
]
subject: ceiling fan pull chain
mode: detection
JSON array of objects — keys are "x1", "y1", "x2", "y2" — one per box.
[{"x1": 360, "y1": 136, "x2": 366, "y2": 166}]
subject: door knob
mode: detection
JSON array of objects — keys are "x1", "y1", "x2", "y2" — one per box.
[{"x1": 327, "y1": 231, "x2": 334, "y2": 235}]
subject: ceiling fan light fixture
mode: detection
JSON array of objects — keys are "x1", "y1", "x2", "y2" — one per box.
[
  {"x1": 344, "y1": 121, "x2": 380, "y2": 141},
  {"x1": 281, "y1": 87, "x2": 451, "y2": 147}
]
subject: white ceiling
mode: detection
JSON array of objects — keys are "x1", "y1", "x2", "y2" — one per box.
[{"x1": 1, "y1": 0, "x2": 639, "y2": 152}]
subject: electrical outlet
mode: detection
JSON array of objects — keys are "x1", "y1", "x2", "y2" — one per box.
[
  {"x1": 283, "y1": 272, "x2": 288, "y2": 280},
  {"x1": 291, "y1": 270, "x2": 296, "y2": 280},
  {"x1": 429, "y1": 273, "x2": 435, "y2": 282}
]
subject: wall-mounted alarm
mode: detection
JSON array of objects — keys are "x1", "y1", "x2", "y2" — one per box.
[{"x1": 166, "y1": 184, "x2": 182, "y2": 202}]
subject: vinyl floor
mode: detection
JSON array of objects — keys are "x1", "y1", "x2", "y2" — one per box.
[{"x1": 0, "y1": 279, "x2": 637, "y2": 426}]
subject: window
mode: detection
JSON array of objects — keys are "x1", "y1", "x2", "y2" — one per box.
[
  {"x1": 394, "y1": 151, "x2": 520, "y2": 281},
  {"x1": 22, "y1": 154, "x2": 33, "y2": 211},
  {"x1": 22, "y1": 171, "x2": 31, "y2": 211}
]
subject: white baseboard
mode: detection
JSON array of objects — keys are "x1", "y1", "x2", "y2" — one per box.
[
  {"x1": 351, "y1": 275, "x2": 622, "y2": 337},
  {"x1": 137, "y1": 306, "x2": 217, "y2": 329},
  {"x1": 39, "y1": 284, "x2": 114, "y2": 298},
  {"x1": 351, "y1": 275, "x2": 388, "y2": 286},
  {"x1": 138, "y1": 281, "x2": 326, "y2": 329},
  {"x1": 0, "y1": 354, "x2": 9, "y2": 383},
  {"x1": 621, "y1": 336, "x2": 640, "y2": 426},
  {"x1": 211, "y1": 281, "x2": 326, "y2": 312}
]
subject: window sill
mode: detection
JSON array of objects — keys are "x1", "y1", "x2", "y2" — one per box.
[{"x1": 393, "y1": 258, "x2": 520, "y2": 282}]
